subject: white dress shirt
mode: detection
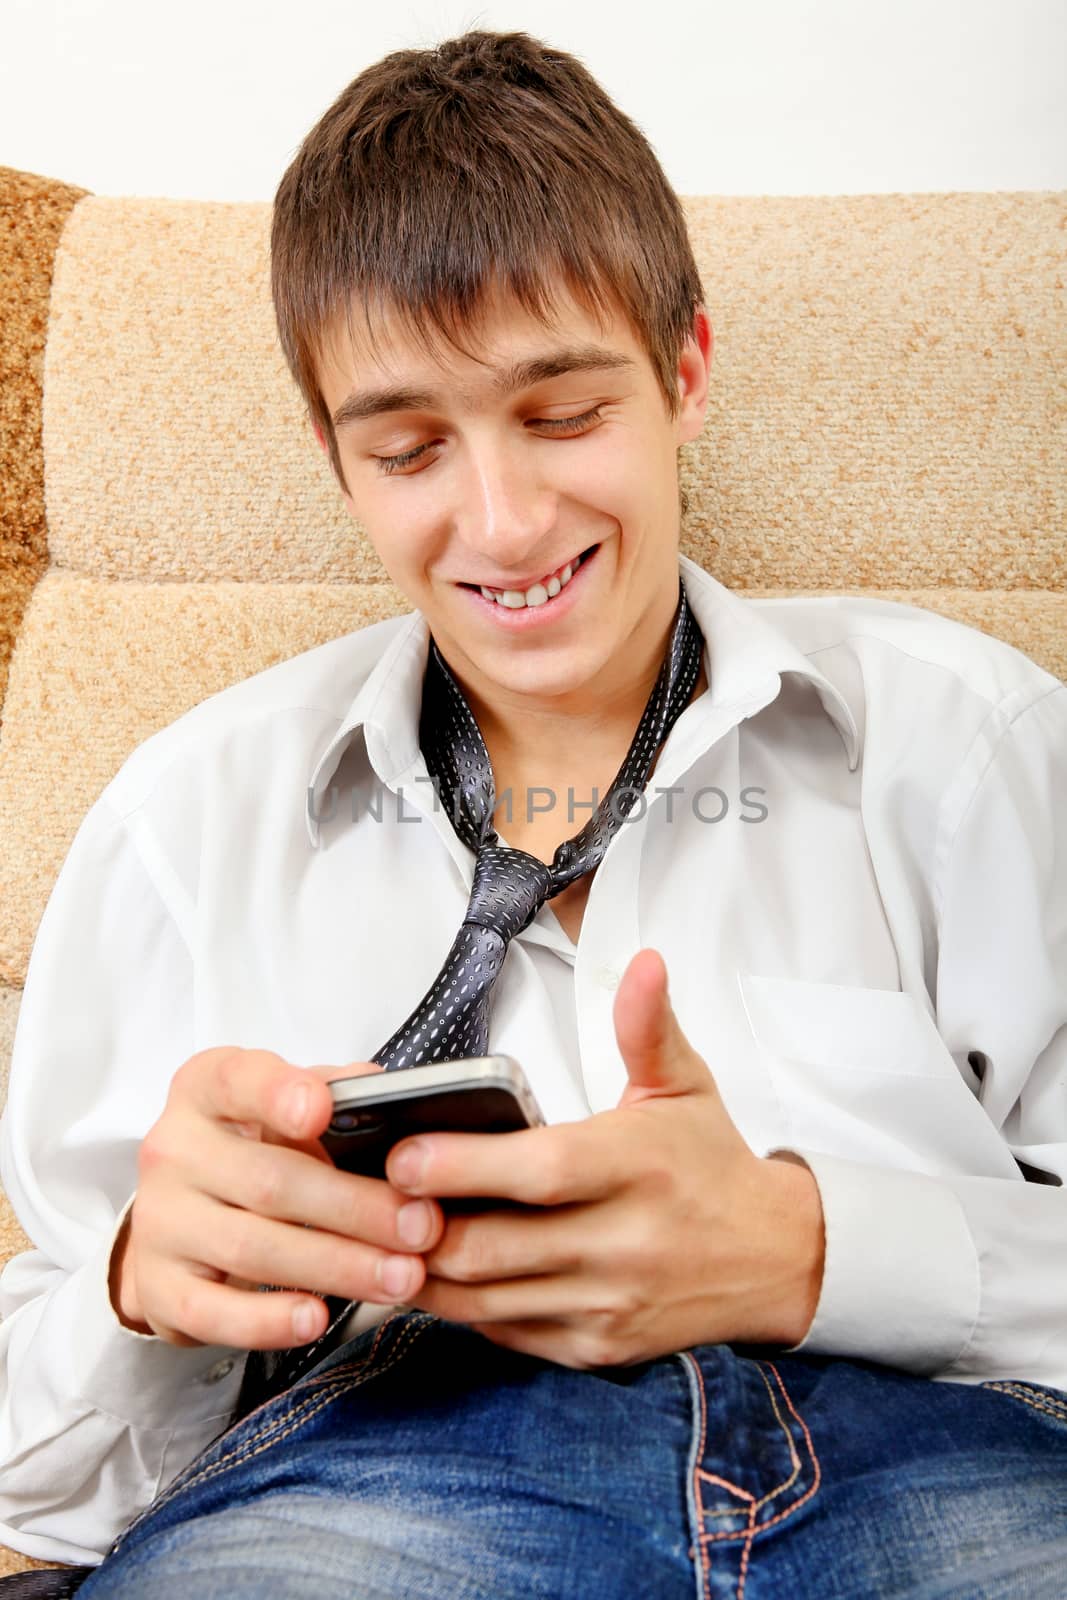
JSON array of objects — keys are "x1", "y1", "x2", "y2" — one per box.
[{"x1": 1, "y1": 551, "x2": 1065, "y2": 1566}]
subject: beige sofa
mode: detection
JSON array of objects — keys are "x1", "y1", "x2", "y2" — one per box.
[{"x1": 0, "y1": 165, "x2": 1064, "y2": 1579}]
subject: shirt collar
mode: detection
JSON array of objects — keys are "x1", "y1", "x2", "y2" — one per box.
[
  {"x1": 677, "y1": 552, "x2": 860, "y2": 768},
  {"x1": 305, "y1": 552, "x2": 861, "y2": 846}
]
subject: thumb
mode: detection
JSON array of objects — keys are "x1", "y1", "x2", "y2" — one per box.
[{"x1": 613, "y1": 948, "x2": 711, "y2": 1106}]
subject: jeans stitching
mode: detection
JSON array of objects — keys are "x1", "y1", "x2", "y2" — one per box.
[
  {"x1": 170, "y1": 1316, "x2": 431, "y2": 1492},
  {"x1": 980, "y1": 1381, "x2": 1067, "y2": 1425},
  {"x1": 683, "y1": 1355, "x2": 822, "y2": 1600},
  {"x1": 277, "y1": 1310, "x2": 416, "y2": 1396},
  {"x1": 104, "y1": 1312, "x2": 430, "y2": 1558},
  {"x1": 745, "y1": 1361, "x2": 822, "y2": 1531},
  {"x1": 734, "y1": 1362, "x2": 805, "y2": 1517},
  {"x1": 701, "y1": 1362, "x2": 821, "y2": 1534}
]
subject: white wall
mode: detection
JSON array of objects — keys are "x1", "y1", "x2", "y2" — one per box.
[{"x1": 2, "y1": 0, "x2": 1064, "y2": 200}]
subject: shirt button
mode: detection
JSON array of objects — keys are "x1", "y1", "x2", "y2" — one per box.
[
  {"x1": 594, "y1": 965, "x2": 621, "y2": 990},
  {"x1": 202, "y1": 1357, "x2": 236, "y2": 1384}
]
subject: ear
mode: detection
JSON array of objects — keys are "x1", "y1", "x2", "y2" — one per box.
[{"x1": 675, "y1": 307, "x2": 713, "y2": 447}]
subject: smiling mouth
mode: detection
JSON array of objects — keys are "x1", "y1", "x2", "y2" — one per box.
[{"x1": 460, "y1": 544, "x2": 599, "y2": 608}]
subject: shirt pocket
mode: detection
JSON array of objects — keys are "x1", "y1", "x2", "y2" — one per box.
[{"x1": 736, "y1": 973, "x2": 1019, "y2": 1178}]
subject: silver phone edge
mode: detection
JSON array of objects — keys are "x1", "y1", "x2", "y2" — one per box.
[{"x1": 326, "y1": 1055, "x2": 544, "y2": 1128}]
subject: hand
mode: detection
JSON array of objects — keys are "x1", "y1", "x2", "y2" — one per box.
[
  {"x1": 384, "y1": 949, "x2": 825, "y2": 1369},
  {"x1": 115, "y1": 1047, "x2": 446, "y2": 1350}
]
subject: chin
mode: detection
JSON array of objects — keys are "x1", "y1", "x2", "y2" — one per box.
[{"x1": 493, "y1": 641, "x2": 610, "y2": 693}]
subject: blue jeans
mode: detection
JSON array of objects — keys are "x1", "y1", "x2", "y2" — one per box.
[{"x1": 78, "y1": 1311, "x2": 1067, "y2": 1599}]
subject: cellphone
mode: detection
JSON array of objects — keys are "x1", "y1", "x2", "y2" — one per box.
[{"x1": 321, "y1": 1055, "x2": 545, "y2": 1183}]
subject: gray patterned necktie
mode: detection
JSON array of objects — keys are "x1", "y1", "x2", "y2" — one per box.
[
  {"x1": 234, "y1": 577, "x2": 704, "y2": 1418},
  {"x1": 374, "y1": 578, "x2": 703, "y2": 1065}
]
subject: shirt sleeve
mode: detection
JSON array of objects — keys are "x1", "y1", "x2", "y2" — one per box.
[
  {"x1": 0, "y1": 796, "x2": 247, "y2": 1567},
  {"x1": 772, "y1": 683, "x2": 1067, "y2": 1389}
]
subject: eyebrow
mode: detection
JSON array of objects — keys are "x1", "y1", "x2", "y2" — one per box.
[{"x1": 330, "y1": 346, "x2": 638, "y2": 430}]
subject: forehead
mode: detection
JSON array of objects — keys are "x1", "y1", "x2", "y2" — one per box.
[{"x1": 317, "y1": 281, "x2": 647, "y2": 420}]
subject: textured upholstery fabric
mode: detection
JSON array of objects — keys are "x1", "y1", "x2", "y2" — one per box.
[{"x1": 0, "y1": 165, "x2": 1063, "y2": 1577}]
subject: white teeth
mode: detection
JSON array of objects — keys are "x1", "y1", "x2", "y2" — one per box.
[{"x1": 481, "y1": 552, "x2": 584, "y2": 609}]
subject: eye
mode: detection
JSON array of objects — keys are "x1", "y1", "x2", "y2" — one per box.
[
  {"x1": 531, "y1": 405, "x2": 605, "y2": 436},
  {"x1": 374, "y1": 441, "x2": 433, "y2": 477},
  {"x1": 372, "y1": 406, "x2": 606, "y2": 478}
]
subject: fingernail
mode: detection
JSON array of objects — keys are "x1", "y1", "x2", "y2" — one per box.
[
  {"x1": 397, "y1": 1200, "x2": 432, "y2": 1247},
  {"x1": 293, "y1": 1302, "x2": 320, "y2": 1340},
  {"x1": 380, "y1": 1256, "x2": 416, "y2": 1298},
  {"x1": 284, "y1": 1084, "x2": 311, "y2": 1134},
  {"x1": 390, "y1": 1140, "x2": 428, "y2": 1189}
]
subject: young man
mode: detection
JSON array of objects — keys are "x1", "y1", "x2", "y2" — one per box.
[{"x1": 2, "y1": 28, "x2": 1066, "y2": 1599}]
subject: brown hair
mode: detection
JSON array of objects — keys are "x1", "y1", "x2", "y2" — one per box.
[{"x1": 270, "y1": 29, "x2": 706, "y2": 496}]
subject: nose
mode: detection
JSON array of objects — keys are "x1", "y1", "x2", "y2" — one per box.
[{"x1": 454, "y1": 428, "x2": 557, "y2": 573}]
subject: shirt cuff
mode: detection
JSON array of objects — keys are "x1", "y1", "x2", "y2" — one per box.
[
  {"x1": 767, "y1": 1149, "x2": 981, "y2": 1374},
  {"x1": 64, "y1": 1192, "x2": 247, "y2": 1428}
]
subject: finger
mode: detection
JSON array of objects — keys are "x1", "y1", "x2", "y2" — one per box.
[
  {"x1": 467, "y1": 1318, "x2": 633, "y2": 1369},
  {"x1": 259, "y1": 1062, "x2": 385, "y2": 1166},
  {"x1": 468, "y1": 1320, "x2": 548, "y2": 1359},
  {"x1": 466, "y1": 1319, "x2": 606, "y2": 1370},
  {"x1": 411, "y1": 1270, "x2": 587, "y2": 1327},
  {"x1": 385, "y1": 1118, "x2": 631, "y2": 1207},
  {"x1": 181, "y1": 1047, "x2": 383, "y2": 1149},
  {"x1": 142, "y1": 1183, "x2": 431, "y2": 1315},
  {"x1": 292, "y1": 1061, "x2": 388, "y2": 1142},
  {"x1": 180, "y1": 1046, "x2": 323, "y2": 1143},
  {"x1": 423, "y1": 1200, "x2": 591, "y2": 1284},
  {"x1": 166, "y1": 1111, "x2": 445, "y2": 1258},
  {"x1": 137, "y1": 1264, "x2": 332, "y2": 1352}
]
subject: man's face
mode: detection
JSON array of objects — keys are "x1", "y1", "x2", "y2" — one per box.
[{"x1": 315, "y1": 282, "x2": 712, "y2": 717}]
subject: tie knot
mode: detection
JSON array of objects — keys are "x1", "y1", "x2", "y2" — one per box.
[{"x1": 465, "y1": 844, "x2": 554, "y2": 941}]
